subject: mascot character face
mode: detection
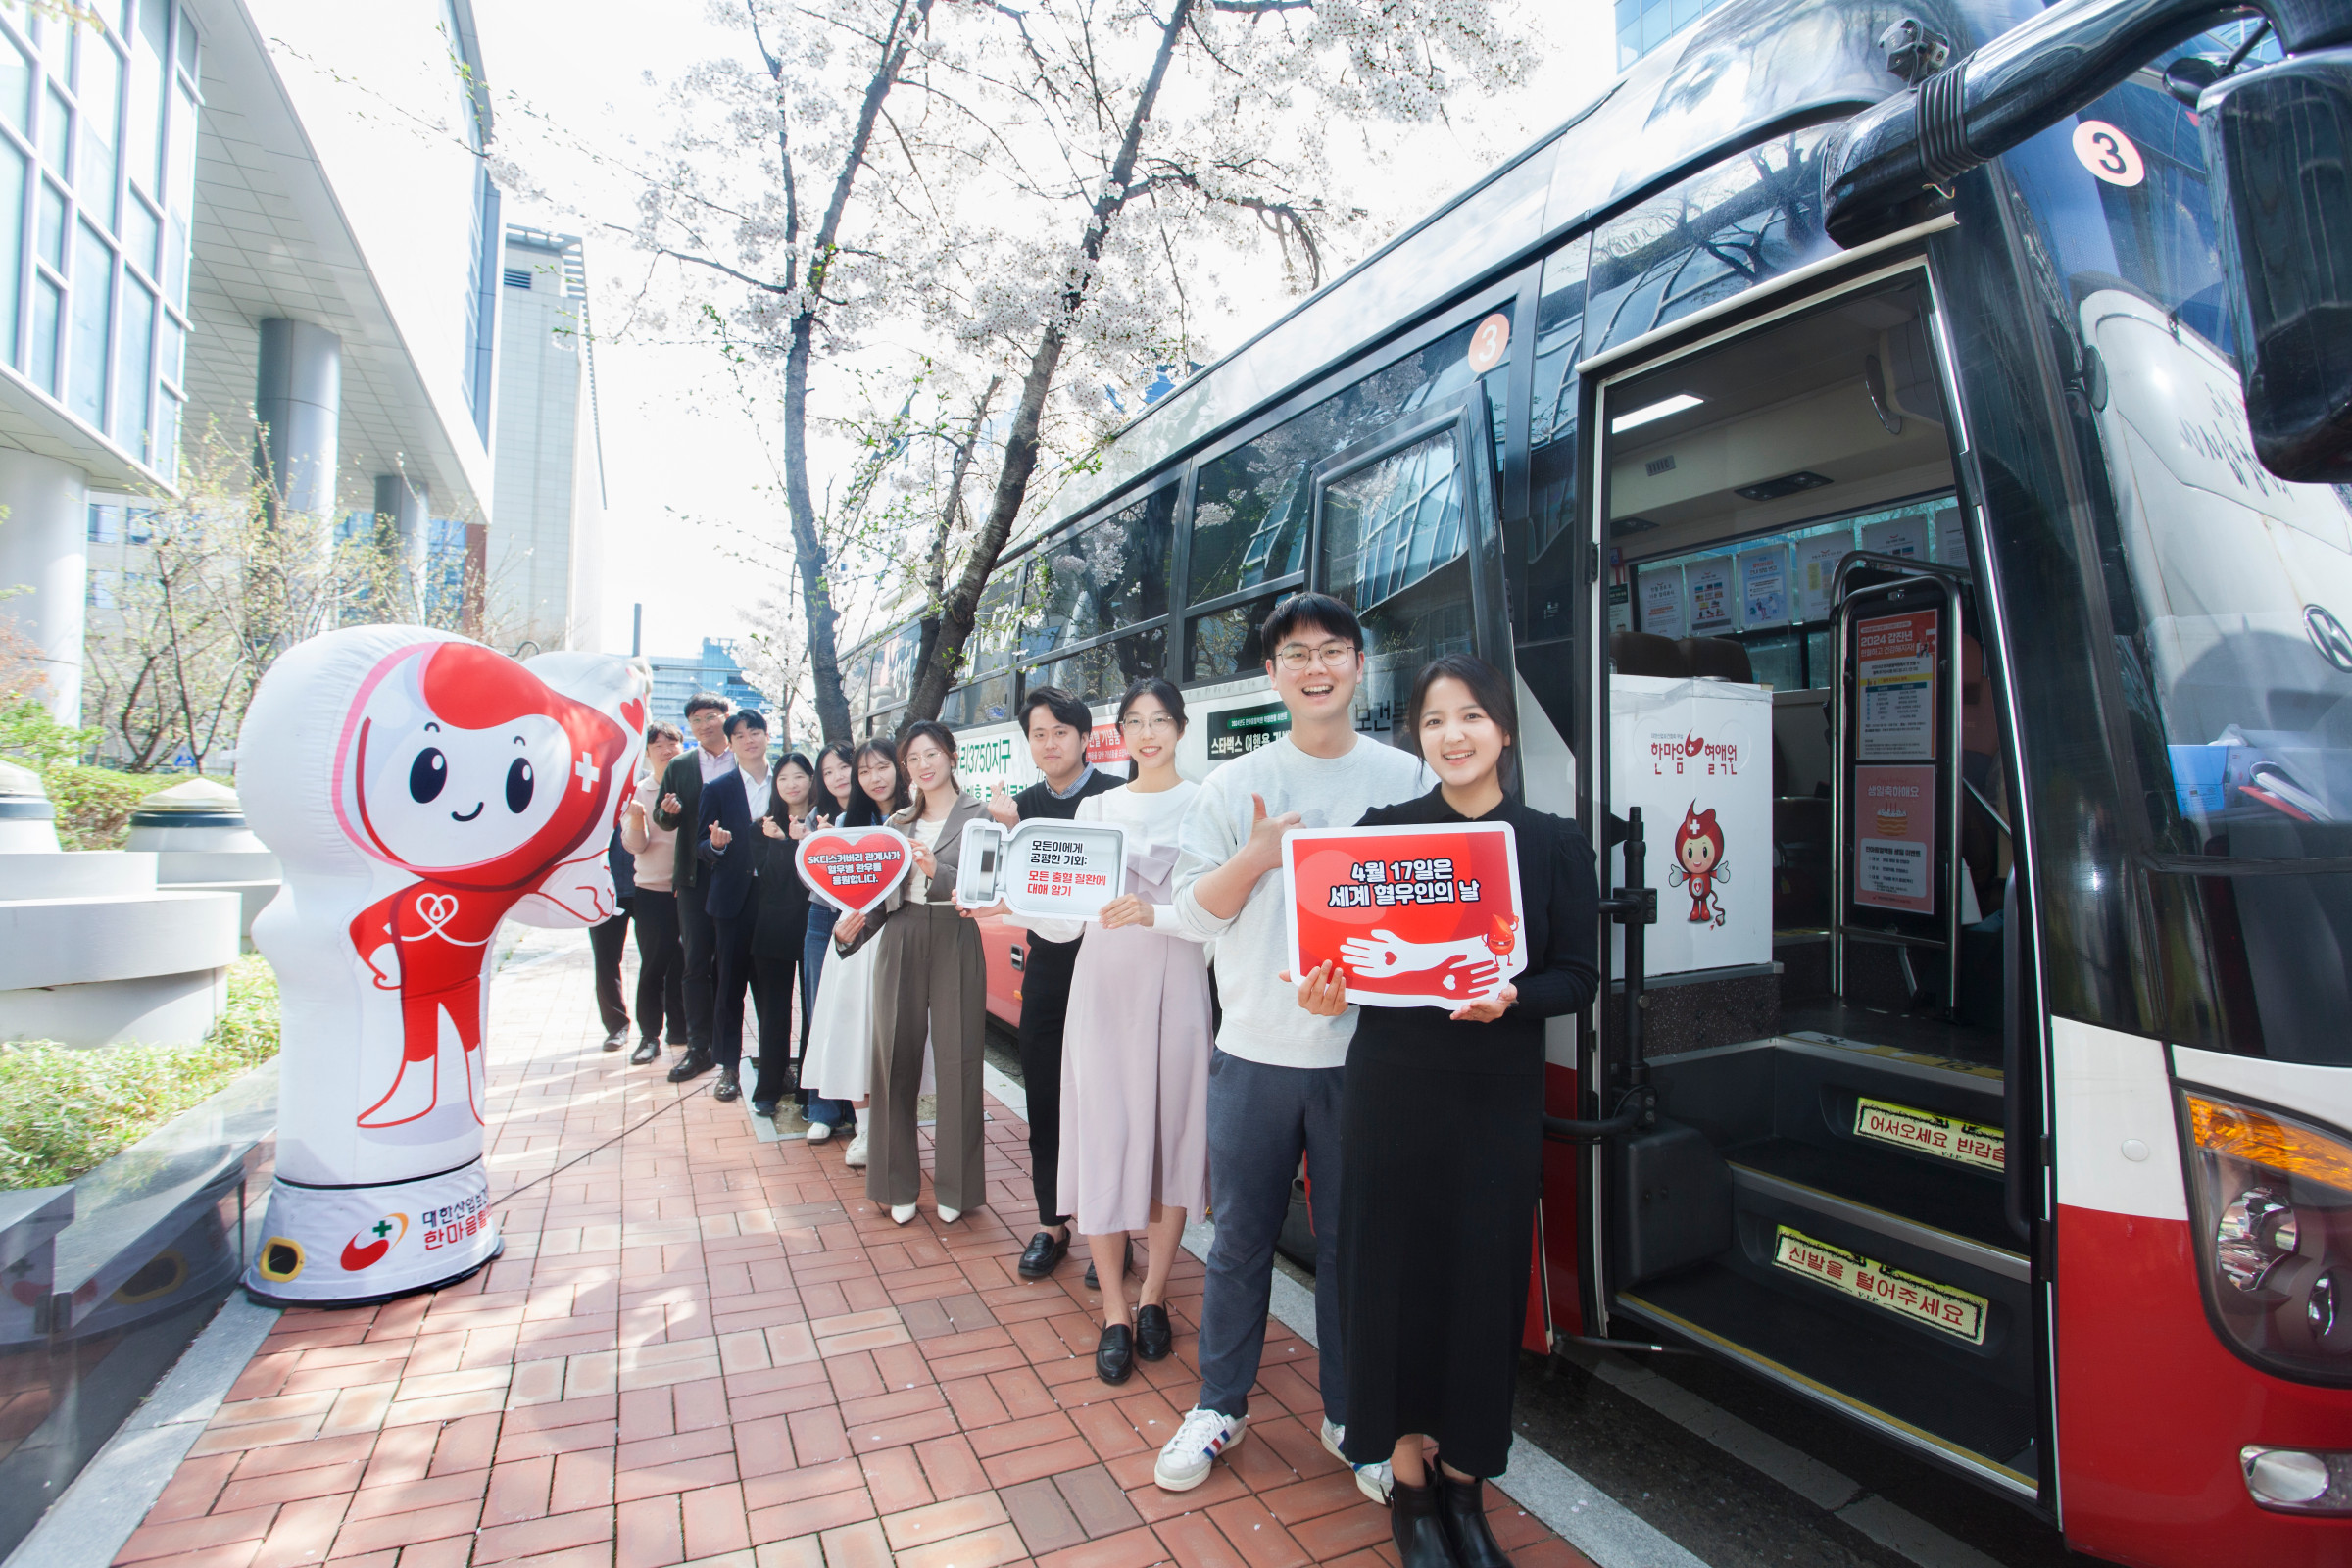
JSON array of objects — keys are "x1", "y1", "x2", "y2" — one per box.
[{"x1": 338, "y1": 642, "x2": 618, "y2": 890}]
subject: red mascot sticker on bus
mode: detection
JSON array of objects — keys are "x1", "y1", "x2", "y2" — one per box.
[
  {"x1": 797, "y1": 827, "x2": 915, "y2": 915},
  {"x1": 336, "y1": 641, "x2": 636, "y2": 1129},
  {"x1": 1281, "y1": 822, "x2": 1527, "y2": 1009},
  {"x1": 1670, "y1": 803, "x2": 1730, "y2": 926}
]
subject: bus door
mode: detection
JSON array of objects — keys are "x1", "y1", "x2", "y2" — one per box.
[
  {"x1": 1579, "y1": 265, "x2": 2043, "y2": 1502},
  {"x1": 1305, "y1": 384, "x2": 1515, "y2": 735}
]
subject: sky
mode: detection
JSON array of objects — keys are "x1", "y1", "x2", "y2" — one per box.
[{"x1": 470, "y1": 0, "x2": 1614, "y2": 665}]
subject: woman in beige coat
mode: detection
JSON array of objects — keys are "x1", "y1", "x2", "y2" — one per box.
[{"x1": 846, "y1": 719, "x2": 992, "y2": 1225}]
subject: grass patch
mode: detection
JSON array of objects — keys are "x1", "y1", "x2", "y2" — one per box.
[{"x1": 0, "y1": 955, "x2": 280, "y2": 1190}]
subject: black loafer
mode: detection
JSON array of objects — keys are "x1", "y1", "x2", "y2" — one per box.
[
  {"x1": 1135, "y1": 1302, "x2": 1173, "y2": 1362},
  {"x1": 752, "y1": 1099, "x2": 778, "y2": 1118},
  {"x1": 712, "y1": 1067, "x2": 742, "y2": 1102},
  {"x1": 629, "y1": 1039, "x2": 660, "y2": 1065},
  {"x1": 1095, "y1": 1323, "x2": 1134, "y2": 1385},
  {"x1": 602, "y1": 1029, "x2": 627, "y2": 1052},
  {"x1": 1439, "y1": 1476, "x2": 1509, "y2": 1568},
  {"x1": 667, "y1": 1050, "x2": 713, "y2": 1083},
  {"x1": 1018, "y1": 1230, "x2": 1069, "y2": 1279}
]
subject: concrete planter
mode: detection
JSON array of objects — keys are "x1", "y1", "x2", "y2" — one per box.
[{"x1": 122, "y1": 778, "x2": 281, "y2": 950}]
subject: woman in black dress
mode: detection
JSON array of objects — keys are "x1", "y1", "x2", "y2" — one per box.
[{"x1": 1300, "y1": 654, "x2": 1599, "y2": 1568}]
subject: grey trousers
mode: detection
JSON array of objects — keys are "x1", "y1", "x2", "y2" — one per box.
[
  {"x1": 867, "y1": 902, "x2": 989, "y2": 1211},
  {"x1": 1196, "y1": 1049, "x2": 1347, "y2": 1426}
]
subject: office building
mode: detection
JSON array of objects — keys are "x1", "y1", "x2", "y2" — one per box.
[
  {"x1": 647, "y1": 638, "x2": 769, "y2": 726},
  {"x1": 0, "y1": 0, "x2": 501, "y2": 724},
  {"x1": 486, "y1": 226, "x2": 605, "y2": 653}
]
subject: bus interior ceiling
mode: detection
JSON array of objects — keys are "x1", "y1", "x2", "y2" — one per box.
[{"x1": 1599, "y1": 271, "x2": 2036, "y2": 1494}]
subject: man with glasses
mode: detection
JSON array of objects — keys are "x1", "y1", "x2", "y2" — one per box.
[
  {"x1": 653, "y1": 693, "x2": 733, "y2": 1083},
  {"x1": 991, "y1": 686, "x2": 1124, "y2": 1282},
  {"x1": 1152, "y1": 592, "x2": 1425, "y2": 1502}
]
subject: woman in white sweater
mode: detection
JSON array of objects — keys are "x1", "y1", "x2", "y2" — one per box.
[{"x1": 1026, "y1": 678, "x2": 1212, "y2": 1385}]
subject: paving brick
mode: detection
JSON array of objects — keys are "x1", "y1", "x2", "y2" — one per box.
[
  {"x1": 859, "y1": 1444, "x2": 935, "y2": 1515},
  {"x1": 1036, "y1": 1525, "x2": 1176, "y2": 1568},
  {"x1": 1003, "y1": 1474, "x2": 1089, "y2": 1556},
  {"x1": 1155, "y1": 1513, "x2": 1249, "y2": 1568},
  {"x1": 745, "y1": 1485, "x2": 874, "y2": 1545},
  {"x1": 897, "y1": 1521, "x2": 1032, "y2": 1568},
  {"x1": 615, "y1": 1496, "x2": 684, "y2": 1568},
  {"x1": 116, "y1": 1504, "x2": 276, "y2": 1562},
  {"x1": 322, "y1": 1498, "x2": 483, "y2": 1558},
  {"x1": 880, "y1": 1491, "x2": 1011, "y2": 1551},
  {"x1": 248, "y1": 1494, "x2": 353, "y2": 1568},
  {"x1": 484, "y1": 1455, "x2": 558, "y2": 1526},
  {"x1": 814, "y1": 1517, "x2": 892, "y2": 1568},
  {"x1": 339, "y1": 1468, "x2": 490, "y2": 1521},
  {"x1": 681, "y1": 1482, "x2": 753, "y2": 1559},
  {"x1": 914, "y1": 1434, "x2": 993, "y2": 1501},
  {"x1": 1202, "y1": 1497, "x2": 1309, "y2": 1568},
  {"x1": 1055, "y1": 1464, "x2": 1146, "y2": 1540},
  {"x1": 984, "y1": 1435, "x2": 1102, "y2": 1490}
]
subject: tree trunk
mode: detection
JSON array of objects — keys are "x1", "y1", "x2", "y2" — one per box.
[{"x1": 903, "y1": 0, "x2": 1195, "y2": 722}]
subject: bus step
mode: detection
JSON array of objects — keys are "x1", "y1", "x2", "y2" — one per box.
[{"x1": 1723, "y1": 1136, "x2": 2019, "y2": 1257}]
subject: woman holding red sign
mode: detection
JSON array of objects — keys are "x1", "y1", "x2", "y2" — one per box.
[
  {"x1": 864, "y1": 721, "x2": 993, "y2": 1226},
  {"x1": 800, "y1": 739, "x2": 908, "y2": 1168},
  {"x1": 1298, "y1": 654, "x2": 1599, "y2": 1568},
  {"x1": 1024, "y1": 677, "x2": 1214, "y2": 1385}
]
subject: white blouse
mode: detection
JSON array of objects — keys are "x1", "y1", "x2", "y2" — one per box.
[{"x1": 1026, "y1": 779, "x2": 1206, "y2": 944}]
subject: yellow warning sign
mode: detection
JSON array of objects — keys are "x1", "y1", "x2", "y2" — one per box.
[
  {"x1": 1853, "y1": 1096, "x2": 2005, "y2": 1173},
  {"x1": 1772, "y1": 1224, "x2": 1989, "y2": 1346}
]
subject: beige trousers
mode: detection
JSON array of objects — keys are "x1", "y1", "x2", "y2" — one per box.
[{"x1": 866, "y1": 901, "x2": 989, "y2": 1211}]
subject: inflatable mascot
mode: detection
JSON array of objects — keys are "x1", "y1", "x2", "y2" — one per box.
[{"x1": 236, "y1": 626, "x2": 646, "y2": 1303}]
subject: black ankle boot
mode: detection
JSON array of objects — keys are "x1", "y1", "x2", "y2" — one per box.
[
  {"x1": 1438, "y1": 1475, "x2": 1509, "y2": 1568},
  {"x1": 1391, "y1": 1479, "x2": 1461, "y2": 1568}
]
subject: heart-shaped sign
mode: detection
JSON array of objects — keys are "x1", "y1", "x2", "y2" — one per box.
[{"x1": 797, "y1": 827, "x2": 915, "y2": 915}]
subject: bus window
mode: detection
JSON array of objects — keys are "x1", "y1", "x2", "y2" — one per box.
[
  {"x1": 1583, "y1": 125, "x2": 1837, "y2": 363},
  {"x1": 1031, "y1": 625, "x2": 1166, "y2": 706},
  {"x1": 2002, "y1": 38, "x2": 2352, "y2": 1062},
  {"x1": 961, "y1": 570, "x2": 1023, "y2": 729},
  {"x1": 1028, "y1": 489, "x2": 1176, "y2": 651},
  {"x1": 1188, "y1": 592, "x2": 1281, "y2": 683}
]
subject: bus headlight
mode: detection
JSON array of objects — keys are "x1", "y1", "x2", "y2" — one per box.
[{"x1": 2182, "y1": 1092, "x2": 2352, "y2": 1384}]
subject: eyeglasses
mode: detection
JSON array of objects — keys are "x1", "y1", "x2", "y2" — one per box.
[
  {"x1": 1119, "y1": 713, "x2": 1177, "y2": 735},
  {"x1": 1275, "y1": 641, "x2": 1357, "y2": 671}
]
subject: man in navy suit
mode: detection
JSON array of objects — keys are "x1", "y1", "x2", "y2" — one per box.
[{"x1": 697, "y1": 710, "x2": 772, "y2": 1103}]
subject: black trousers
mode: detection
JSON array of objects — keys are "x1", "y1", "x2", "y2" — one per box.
[
  {"x1": 676, "y1": 885, "x2": 718, "y2": 1052},
  {"x1": 589, "y1": 900, "x2": 633, "y2": 1037},
  {"x1": 749, "y1": 942, "x2": 804, "y2": 1106},
  {"x1": 711, "y1": 910, "x2": 758, "y2": 1072},
  {"x1": 631, "y1": 889, "x2": 687, "y2": 1045},
  {"x1": 1017, "y1": 934, "x2": 1082, "y2": 1227}
]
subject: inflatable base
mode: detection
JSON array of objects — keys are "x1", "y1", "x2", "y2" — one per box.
[{"x1": 243, "y1": 1158, "x2": 501, "y2": 1304}]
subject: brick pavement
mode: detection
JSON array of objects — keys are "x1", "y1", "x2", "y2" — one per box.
[{"x1": 117, "y1": 933, "x2": 1596, "y2": 1568}]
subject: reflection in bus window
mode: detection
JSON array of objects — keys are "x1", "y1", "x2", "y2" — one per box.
[
  {"x1": 1024, "y1": 489, "x2": 1175, "y2": 655},
  {"x1": 1583, "y1": 126, "x2": 1836, "y2": 362},
  {"x1": 1033, "y1": 626, "x2": 1166, "y2": 706},
  {"x1": 1322, "y1": 429, "x2": 1464, "y2": 612},
  {"x1": 2007, "y1": 53, "x2": 2352, "y2": 868},
  {"x1": 1189, "y1": 593, "x2": 1282, "y2": 683},
  {"x1": 1185, "y1": 307, "x2": 1512, "y2": 608}
]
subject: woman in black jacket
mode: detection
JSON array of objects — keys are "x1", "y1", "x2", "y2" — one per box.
[
  {"x1": 746, "y1": 753, "x2": 820, "y2": 1118},
  {"x1": 1298, "y1": 654, "x2": 1599, "y2": 1568}
]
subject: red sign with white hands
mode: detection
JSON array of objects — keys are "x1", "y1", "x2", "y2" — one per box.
[{"x1": 1282, "y1": 822, "x2": 1526, "y2": 1008}]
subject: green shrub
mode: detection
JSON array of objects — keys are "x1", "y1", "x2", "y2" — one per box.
[
  {"x1": 0, "y1": 955, "x2": 280, "y2": 1190},
  {"x1": 45, "y1": 764, "x2": 156, "y2": 851}
]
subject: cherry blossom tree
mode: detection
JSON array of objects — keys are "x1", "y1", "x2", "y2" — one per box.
[{"x1": 625, "y1": 0, "x2": 1535, "y2": 733}]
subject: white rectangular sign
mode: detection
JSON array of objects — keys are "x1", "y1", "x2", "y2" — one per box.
[{"x1": 954, "y1": 818, "x2": 1128, "y2": 922}]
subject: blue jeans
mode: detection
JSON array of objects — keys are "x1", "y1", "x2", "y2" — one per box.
[
  {"x1": 1196, "y1": 1049, "x2": 1347, "y2": 1426},
  {"x1": 802, "y1": 905, "x2": 853, "y2": 1129}
]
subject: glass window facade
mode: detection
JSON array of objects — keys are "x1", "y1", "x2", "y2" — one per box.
[
  {"x1": 1616, "y1": 0, "x2": 1730, "y2": 71},
  {"x1": 0, "y1": 1, "x2": 197, "y2": 477}
]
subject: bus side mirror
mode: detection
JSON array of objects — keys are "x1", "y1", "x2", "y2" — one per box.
[{"x1": 2203, "y1": 48, "x2": 2352, "y2": 483}]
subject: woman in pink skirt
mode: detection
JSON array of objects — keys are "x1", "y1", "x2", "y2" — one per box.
[{"x1": 1026, "y1": 677, "x2": 1213, "y2": 1385}]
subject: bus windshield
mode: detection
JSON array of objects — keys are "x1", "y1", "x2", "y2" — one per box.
[{"x1": 2008, "y1": 37, "x2": 2352, "y2": 864}]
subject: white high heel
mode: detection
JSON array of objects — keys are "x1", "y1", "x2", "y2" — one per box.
[
  {"x1": 890, "y1": 1203, "x2": 916, "y2": 1225},
  {"x1": 935, "y1": 1206, "x2": 960, "y2": 1225}
]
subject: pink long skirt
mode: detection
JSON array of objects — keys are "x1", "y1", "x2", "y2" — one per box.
[{"x1": 1054, "y1": 921, "x2": 1214, "y2": 1236}]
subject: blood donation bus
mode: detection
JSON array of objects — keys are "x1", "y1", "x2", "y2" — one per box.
[{"x1": 834, "y1": 0, "x2": 2352, "y2": 1559}]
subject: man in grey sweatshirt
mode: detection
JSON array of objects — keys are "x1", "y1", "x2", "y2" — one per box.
[{"x1": 1152, "y1": 592, "x2": 1427, "y2": 1498}]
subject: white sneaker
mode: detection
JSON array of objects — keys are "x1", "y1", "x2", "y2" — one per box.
[
  {"x1": 1155, "y1": 1406, "x2": 1246, "y2": 1492},
  {"x1": 844, "y1": 1131, "x2": 869, "y2": 1168},
  {"x1": 1321, "y1": 1418, "x2": 1393, "y2": 1505},
  {"x1": 936, "y1": 1206, "x2": 960, "y2": 1224},
  {"x1": 806, "y1": 1121, "x2": 833, "y2": 1144},
  {"x1": 890, "y1": 1203, "x2": 916, "y2": 1225}
]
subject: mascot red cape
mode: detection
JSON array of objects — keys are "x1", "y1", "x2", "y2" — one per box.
[{"x1": 237, "y1": 627, "x2": 646, "y2": 1303}]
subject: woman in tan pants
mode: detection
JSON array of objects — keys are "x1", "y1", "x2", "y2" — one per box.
[{"x1": 861, "y1": 720, "x2": 991, "y2": 1225}]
